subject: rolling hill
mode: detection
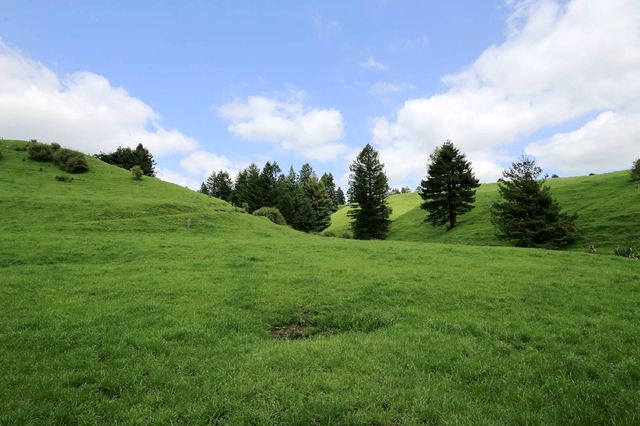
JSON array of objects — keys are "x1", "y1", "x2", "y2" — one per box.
[
  {"x1": 327, "y1": 171, "x2": 640, "y2": 251},
  {"x1": 1, "y1": 140, "x2": 639, "y2": 424}
]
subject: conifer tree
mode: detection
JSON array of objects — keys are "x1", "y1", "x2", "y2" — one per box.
[
  {"x1": 419, "y1": 140, "x2": 480, "y2": 230},
  {"x1": 199, "y1": 182, "x2": 209, "y2": 195},
  {"x1": 336, "y1": 187, "x2": 346, "y2": 206},
  {"x1": 206, "y1": 171, "x2": 233, "y2": 202},
  {"x1": 320, "y1": 172, "x2": 339, "y2": 212},
  {"x1": 491, "y1": 157, "x2": 578, "y2": 249},
  {"x1": 347, "y1": 144, "x2": 391, "y2": 239}
]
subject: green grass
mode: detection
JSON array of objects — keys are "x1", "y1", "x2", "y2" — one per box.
[
  {"x1": 327, "y1": 172, "x2": 640, "y2": 251},
  {"x1": 2, "y1": 140, "x2": 640, "y2": 424}
]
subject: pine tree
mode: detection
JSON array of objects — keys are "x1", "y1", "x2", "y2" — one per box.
[
  {"x1": 490, "y1": 157, "x2": 578, "y2": 249},
  {"x1": 199, "y1": 182, "x2": 209, "y2": 195},
  {"x1": 347, "y1": 144, "x2": 391, "y2": 239},
  {"x1": 419, "y1": 140, "x2": 480, "y2": 231},
  {"x1": 259, "y1": 161, "x2": 281, "y2": 207},
  {"x1": 320, "y1": 172, "x2": 339, "y2": 212},
  {"x1": 134, "y1": 143, "x2": 156, "y2": 176},
  {"x1": 206, "y1": 171, "x2": 233, "y2": 202},
  {"x1": 336, "y1": 187, "x2": 346, "y2": 206}
]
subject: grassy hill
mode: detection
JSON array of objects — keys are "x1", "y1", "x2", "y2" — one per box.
[
  {"x1": 327, "y1": 171, "x2": 640, "y2": 251},
  {"x1": 1, "y1": 140, "x2": 640, "y2": 424}
]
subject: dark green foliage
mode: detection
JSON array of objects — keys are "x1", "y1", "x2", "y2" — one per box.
[
  {"x1": 131, "y1": 165, "x2": 144, "y2": 180},
  {"x1": 64, "y1": 155, "x2": 90, "y2": 173},
  {"x1": 491, "y1": 157, "x2": 578, "y2": 249},
  {"x1": 50, "y1": 143, "x2": 61, "y2": 151},
  {"x1": 336, "y1": 187, "x2": 346, "y2": 205},
  {"x1": 252, "y1": 207, "x2": 287, "y2": 225},
  {"x1": 613, "y1": 246, "x2": 638, "y2": 259},
  {"x1": 631, "y1": 159, "x2": 640, "y2": 181},
  {"x1": 419, "y1": 140, "x2": 480, "y2": 231},
  {"x1": 347, "y1": 144, "x2": 391, "y2": 239},
  {"x1": 199, "y1": 182, "x2": 208, "y2": 194},
  {"x1": 551, "y1": 174, "x2": 559, "y2": 178},
  {"x1": 27, "y1": 141, "x2": 53, "y2": 162},
  {"x1": 259, "y1": 162, "x2": 281, "y2": 207},
  {"x1": 320, "y1": 172, "x2": 339, "y2": 212},
  {"x1": 95, "y1": 143, "x2": 156, "y2": 176},
  {"x1": 206, "y1": 170, "x2": 233, "y2": 202},
  {"x1": 53, "y1": 148, "x2": 90, "y2": 174},
  {"x1": 55, "y1": 175, "x2": 74, "y2": 182}
]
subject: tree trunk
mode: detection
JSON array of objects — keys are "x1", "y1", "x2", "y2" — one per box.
[{"x1": 447, "y1": 212, "x2": 456, "y2": 231}]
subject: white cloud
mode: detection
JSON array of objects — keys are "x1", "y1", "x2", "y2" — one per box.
[
  {"x1": 314, "y1": 13, "x2": 340, "y2": 38},
  {"x1": 179, "y1": 151, "x2": 233, "y2": 175},
  {"x1": 373, "y1": 0, "x2": 640, "y2": 183},
  {"x1": 156, "y1": 168, "x2": 201, "y2": 190},
  {"x1": 360, "y1": 56, "x2": 390, "y2": 71},
  {"x1": 0, "y1": 40, "x2": 198, "y2": 156},
  {"x1": 525, "y1": 109, "x2": 640, "y2": 175},
  {"x1": 218, "y1": 94, "x2": 347, "y2": 161},
  {"x1": 370, "y1": 82, "x2": 414, "y2": 96}
]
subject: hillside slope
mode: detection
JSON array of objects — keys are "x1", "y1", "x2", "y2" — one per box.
[
  {"x1": 1, "y1": 140, "x2": 639, "y2": 424},
  {"x1": 327, "y1": 171, "x2": 640, "y2": 251}
]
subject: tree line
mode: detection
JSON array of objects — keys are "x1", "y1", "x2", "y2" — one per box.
[
  {"x1": 201, "y1": 163, "x2": 345, "y2": 233},
  {"x1": 345, "y1": 140, "x2": 582, "y2": 249}
]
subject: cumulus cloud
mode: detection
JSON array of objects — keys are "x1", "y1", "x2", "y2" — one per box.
[
  {"x1": 373, "y1": 0, "x2": 640, "y2": 183},
  {"x1": 0, "y1": 40, "x2": 198, "y2": 156},
  {"x1": 360, "y1": 56, "x2": 390, "y2": 71},
  {"x1": 218, "y1": 94, "x2": 347, "y2": 161},
  {"x1": 526, "y1": 109, "x2": 640, "y2": 175}
]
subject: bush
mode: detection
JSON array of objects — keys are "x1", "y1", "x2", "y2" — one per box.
[
  {"x1": 54, "y1": 148, "x2": 90, "y2": 173},
  {"x1": 322, "y1": 230, "x2": 336, "y2": 237},
  {"x1": 253, "y1": 207, "x2": 287, "y2": 225},
  {"x1": 131, "y1": 165, "x2": 143, "y2": 180},
  {"x1": 14, "y1": 145, "x2": 27, "y2": 151},
  {"x1": 27, "y1": 141, "x2": 53, "y2": 161},
  {"x1": 613, "y1": 246, "x2": 638, "y2": 259},
  {"x1": 341, "y1": 231, "x2": 353, "y2": 239},
  {"x1": 50, "y1": 142, "x2": 61, "y2": 151},
  {"x1": 631, "y1": 159, "x2": 640, "y2": 181},
  {"x1": 64, "y1": 155, "x2": 89, "y2": 173}
]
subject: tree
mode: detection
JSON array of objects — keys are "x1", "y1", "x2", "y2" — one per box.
[
  {"x1": 419, "y1": 140, "x2": 480, "y2": 231},
  {"x1": 259, "y1": 161, "x2": 281, "y2": 207},
  {"x1": 130, "y1": 165, "x2": 144, "y2": 180},
  {"x1": 199, "y1": 182, "x2": 208, "y2": 194},
  {"x1": 95, "y1": 144, "x2": 156, "y2": 176},
  {"x1": 347, "y1": 144, "x2": 391, "y2": 239},
  {"x1": 320, "y1": 172, "x2": 339, "y2": 212},
  {"x1": 336, "y1": 187, "x2": 346, "y2": 205},
  {"x1": 206, "y1": 171, "x2": 233, "y2": 202},
  {"x1": 490, "y1": 156, "x2": 578, "y2": 249},
  {"x1": 631, "y1": 158, "x2": 640, "y2": 181}
]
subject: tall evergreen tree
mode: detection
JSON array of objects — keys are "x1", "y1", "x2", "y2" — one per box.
[
  {"x1": 134, "y1": 143, "x2": 156, "y2": 176},
  {"x1": 206, "y1": 171, "x2": 233, "y2": 202},
  {"x1": 347, "y1": 144, "x2": 391, "y2": 239},
  {"x1": 490, "y1": 156, "x2": 578, "y2": 249},
  {"x1": 335, "y1": 187, "x2": 346, "y2": 206},
  {"x1": 320, "y1": 172, "x2": 339, "y2": 212},
  {"x1": 259, "y1": 161, "x2": 281, "y2": 207},
  {"x1": 199, "y1": 182, "x2": 208, "y2": 195},
  {"x1": 304, "y1": 177, "x2": 333, "y2": 232},
  {"x1": 419, "y1": 140, "x2": 480, "y2": 231}
]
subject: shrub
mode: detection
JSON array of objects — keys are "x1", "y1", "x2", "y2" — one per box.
[
  {"x1": 613, "y1": 246, "x2": 638, "y2": 259},
  {"x1": 27, "y1": 141, "x2": 53, "y2": 161},
  {"x1": 64, "y1": 155, "x2": 89, "y2": 173},
  {"x1": 322, "y1": 230, "x2": 336, "y2": 237},
  {"x1": 131, "y1": 165, "x2": 143, "y2": 180},
  {"x1": 631, "y1": 159, "x2": 640, "y2": 181},
  {"x1": 341, "y1": 231, "x2": 353, "y2": 239},
  {"x1": 253, "y1": 207, "x2": 287, "y2": 225},
  {"x1": 54, "y1": 148, "x2": 90, "y2": 173},
  {"x1": 14, "y1": 145, "x2": 27, "y2": 151},
  {"x1": 50, "y1": 142, "x2": 61, "y2": 151},
  {"x1": 551, "y1": 174, "x2": 559, "y2": 178}
]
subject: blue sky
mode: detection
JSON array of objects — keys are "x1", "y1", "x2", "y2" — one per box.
[{"x1": 1, "y1": 0, "x2": 639, "y2": 189}]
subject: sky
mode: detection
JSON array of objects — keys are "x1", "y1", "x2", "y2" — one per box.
[{"x1": 1, "y1": 0, "x2": 639, "y2": 191}]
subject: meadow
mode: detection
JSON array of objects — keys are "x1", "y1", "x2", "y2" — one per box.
[{"x1": 1, "y1": 140, "x2": 639, "y2": 424}]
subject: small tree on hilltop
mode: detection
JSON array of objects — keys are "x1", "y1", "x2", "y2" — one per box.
[
  {"x1": 419, "y1": 140, "x2": 480, "y2": 231},
  {"x1": 631, "y1": 158, "x2": 640, "y2": 181},
  {"x1": 347, "y1": 144, "x2": 391, "y2": 239},
  {"x1": 491, "y1": 156, "x2": 578, "y2": 249}
]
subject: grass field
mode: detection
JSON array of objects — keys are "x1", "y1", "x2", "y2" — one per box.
[
  {"x1": 2, "y1": 140, "x2": 640, "y2": 424},
  {"x1": 327, "y1": 172, "x2": 640, "y2": 251}
]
